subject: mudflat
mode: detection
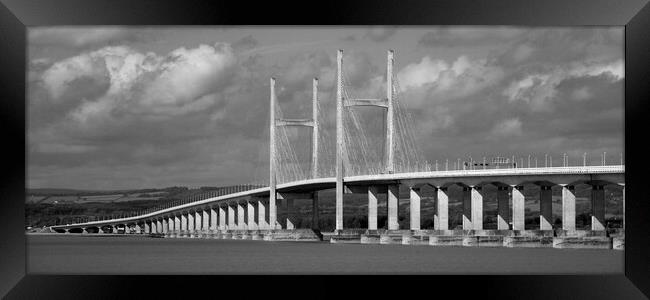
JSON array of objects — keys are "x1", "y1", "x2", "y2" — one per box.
[{"x1": 27, "y1": 235, "x2": 623, "y2": 274}]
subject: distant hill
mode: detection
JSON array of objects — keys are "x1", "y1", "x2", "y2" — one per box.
[
  {"x1": 27, "y1": 187, "x2": 184, "y2": 196},
  {"x1": 28, "y1": 188, "x2": 99, "y2": 195}
]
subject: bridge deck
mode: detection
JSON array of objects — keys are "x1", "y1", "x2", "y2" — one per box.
[{"x1": 51, "y1": 165, "x2": 624, "y2": 229}]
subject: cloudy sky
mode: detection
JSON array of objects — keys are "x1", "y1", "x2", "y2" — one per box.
[{"x1": 27, "y1": 26, "x2": 624, "y2": 190}]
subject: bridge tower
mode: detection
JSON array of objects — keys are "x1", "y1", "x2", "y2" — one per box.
[
  {"x1": 269, "y1": 78, "x2": 277, "y2": 229},
  {"x1": 269, "y1": 77, "x2": 320, "y2": 230},
  {"x1": 335, "y1": 49, "x2": 396, "y2": 231}
]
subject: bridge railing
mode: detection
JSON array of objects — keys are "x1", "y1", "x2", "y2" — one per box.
[
  {"x1": 54, "y1": 184, "x2": 267, "y2": 226},
  {"x1": 341, "y1": 152, "x2": 623, "y2": 177},
  {"x1": 136, "y1": 184, "x2": 267, "y2": 216}
]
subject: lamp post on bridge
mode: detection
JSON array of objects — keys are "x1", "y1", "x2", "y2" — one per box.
[{"x1": 545, "y1": 154, "x2": 548, "y2": 168}]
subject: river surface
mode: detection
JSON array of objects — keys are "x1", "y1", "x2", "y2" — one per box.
[{"x1": 27, "y1": 234, "x2": 623, "y2": 274}]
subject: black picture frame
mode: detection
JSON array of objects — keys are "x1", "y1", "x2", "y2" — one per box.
[{"x1": 1, "y1": 0, "x2": 649, "y2": 298}]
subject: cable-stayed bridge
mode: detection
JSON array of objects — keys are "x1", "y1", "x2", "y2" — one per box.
[{"x1": 48, "y1": 50, "x2": 625, "y2": 249}]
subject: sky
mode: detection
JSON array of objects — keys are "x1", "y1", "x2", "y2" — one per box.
[{"x1": 27, "y1": 26, "x2": 624, "y2": 190}]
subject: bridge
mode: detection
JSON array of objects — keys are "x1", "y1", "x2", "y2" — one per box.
[{"x1": 48, "y1": 50, "x2": 625, "y2": 249}]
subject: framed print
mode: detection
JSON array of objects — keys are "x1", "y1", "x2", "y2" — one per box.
[{"x1": 1, "y1": 0, "x2": 649, "y2": 298}]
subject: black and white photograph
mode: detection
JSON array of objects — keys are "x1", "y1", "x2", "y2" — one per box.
[{"x1": 23, "y1": 25, "x2": 627, "y2": 275}]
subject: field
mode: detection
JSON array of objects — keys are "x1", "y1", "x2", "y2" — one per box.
[
  {"x1": 26, "y1": 195, "x2": 48, "y2": 204},
  {"x1": 77, "y1": 194, "x2": 124, "y2": 202}
]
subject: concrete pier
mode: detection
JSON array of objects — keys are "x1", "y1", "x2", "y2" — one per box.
[
  {"x1": 540, "y1": 185, "x2": 553, "y2": 230},
  {"x1": 181, "y1": 214, "x2": 187, "y2": 237},
  {"x1": 470, "y1": 186, "x2": 483, "y2": 230},
  {"x1": 258, "y1": 200, "x2": 269, "y2": 230},
  {"x1": 210, "y1": 207, "x2": 218, "y2": 232},
  {"x1": 368, "y1": 186, "x2": 379, "y2": 231},
  {"x1": 613, "y1": 237, "x2": 625, "y2": 250},
  {"x1": 553, "y1": 237, "x2": 612, "y2": 249},
  {"x1": 219, "y1": 206, "x2": 227, "y2": 231},
  {"x1": 173, "y1": 215, "x2": 180, "y2": 238},
  {"x1": 312, "y1": 192, "x2": 320, "y2": 230},
  {"x1": 501, "y1": 230, "x2": 555, "y2": 247},
  {"x1": 409, "y1": 187, "x2": 421, "y2": 231},
  {"x1": 402, "y1": 231, "x2": 429, "y2": 245},
  {"x1": 380, "y1": 230, "x2": 406, "y2": 244},
  {"x1": 591, "y1": 185, "x2": 606, "y2": 231},
  {"x1": 387, "y1": 184, "x2": 399, "y2": 230},
  {"x1": 250, "y1": 230, "x2": 265, "y2": 240},
  {"x1": 247, "y1": 201, "x2": 258, "y2": 231},
  {"x1": 202, "y1": 210, "x2": 210, "y2": 237},
  {"x1": 436, "y1": 187, "x2": 449, "y2": 230},
  {"x1": 162, "y1": 218, "x2": 169, "y2": 236},
  {"x1": 285, "y1": 198, "x2": 295, "y2": 230},
  {"x1": 221, "y1": 230, "x2": 233, "y2": 239},
  {"x1": 504, "y1": 236, "x2": 554, "y2": 248},
  {"x1": 237, "y1": 203, "x2": 246, "y2": 230},
  {"x1": 360, "y1": 230, "x2": 382, "y2": 244},
  {"x1": 228, "y1": 205, "x2": 236, "y2": 230},
  {"x1": 194, "y1": 210, "x2": 202, "y2": 238},
  {"x1": 496, "y1": 186, "x2": 509, "y2": 230},
  {"x1": 429, "y1": 235, "x2": 465, "y2": 246},
  {"x1": 462, "y1": 187, "x2": 472, "y2": 230},
  {"x1": 188, "y1": 212, "x2": 195, "y2": 238},
  {"x1": 330, "y1": 229, "x2": 363, "y2": 244},
  {"x1": 263, "y1": 229, "x2": 321, "y2": 242},
  {"x1": 561, "y1": 185, "x2": 576, "y2": 231},
  {"x1": 511, "y1": 185, "x2": 525, "y2": 230}
]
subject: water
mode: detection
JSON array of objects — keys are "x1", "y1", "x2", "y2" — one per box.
[{"x1": 27, "y1": 235, "x2": 623, "y2": 274}]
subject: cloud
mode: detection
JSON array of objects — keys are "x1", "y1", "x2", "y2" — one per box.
[
  {"x1": 491, "y1": 118, "x2": 523, "y2": 138},
  {"x1": 418, "y1": 27, "x2": 527, "y2": 47},
  {"x1": 29, "y1": 27, "x2": 139, "y2": 48},
  {"x1": 396, "y1": 56, "x2": 449, "y2": 91},
  {"x1": 397, "y1": 55, "x2": 505, "y2": 103},
  {"x1": 40, "y1": 43, "x2": 237, "y2": 126},
  {"x1": 135, "y1": 44, "x2": 236, "y2": 116},
  {"x1": 41, "y1": 46, "x2": 136, "y2": 101},
  {"x1": 571, "y1": 87, "x2": 592, "y2": 101},
  {"x1": 35, "y1": 143, "x2": 97, "y2": 154},
  {"x1": 503, "y1": 59, "x2": 623, "y2": 111},
  {"x1": 364, "y1": 27, "x2": 397, "y2": 42},
  {"x1": 232, "y1": 35, "x2": 259, "y2": 51},
  {"x1": 496, "y1": 28, "x2": 623, "y2": 68}
]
